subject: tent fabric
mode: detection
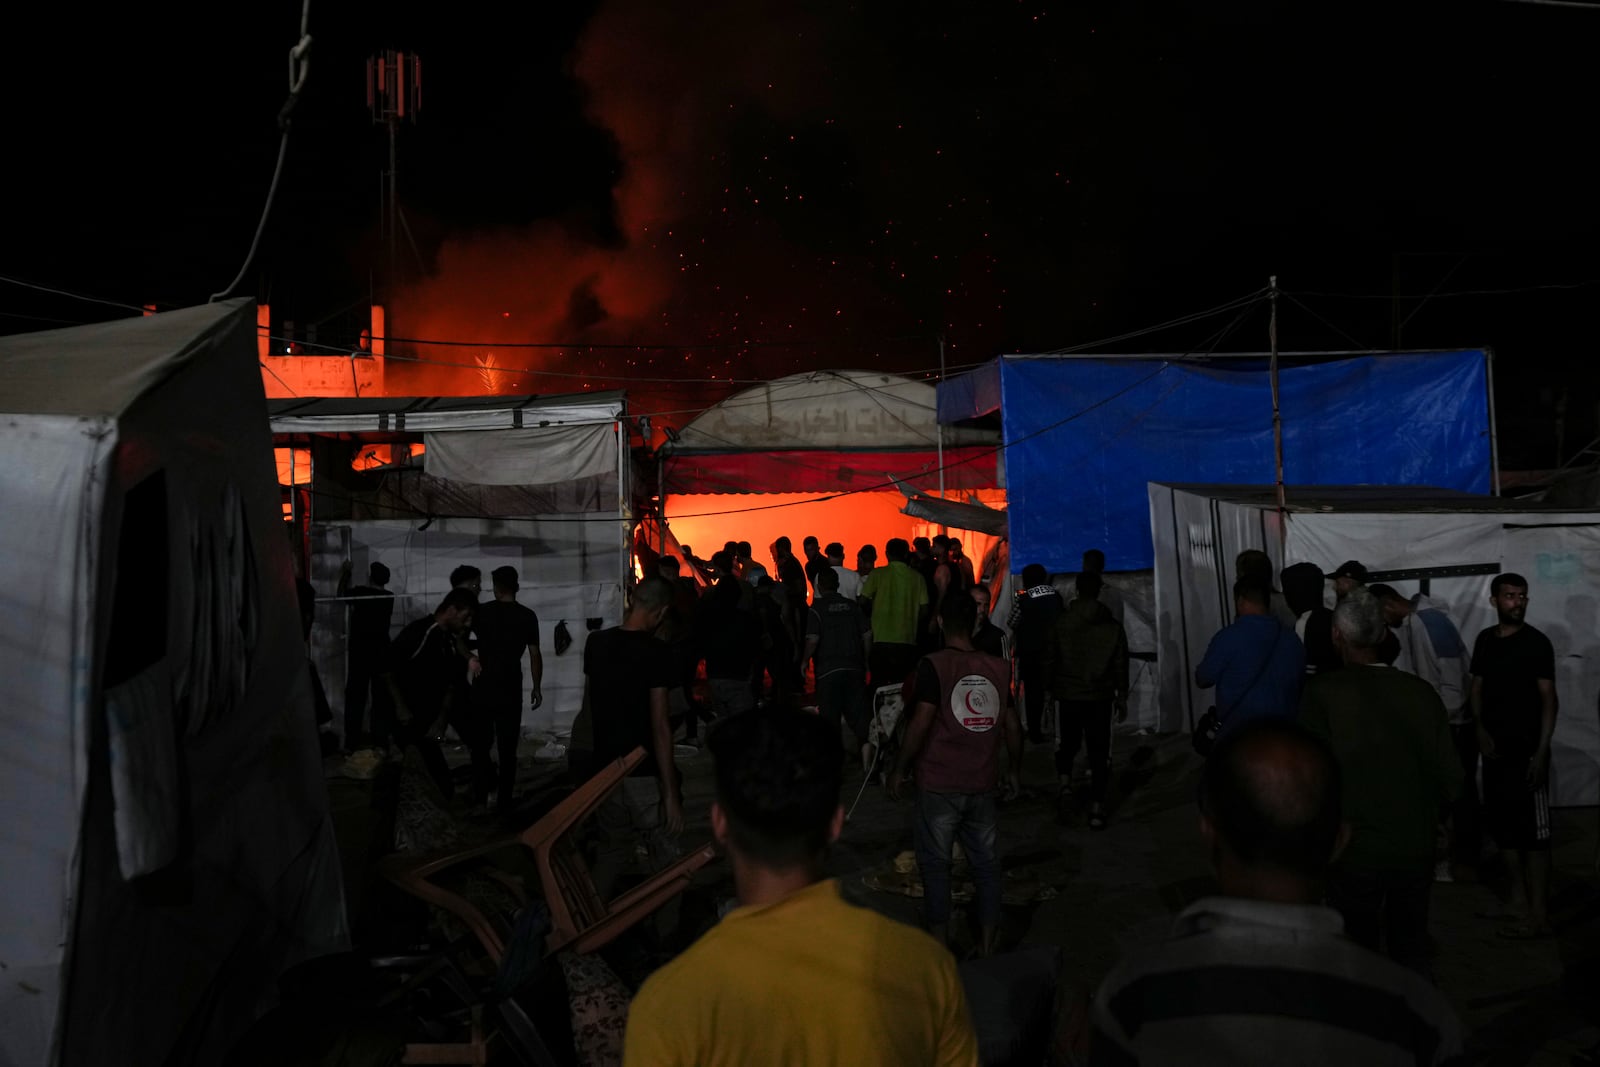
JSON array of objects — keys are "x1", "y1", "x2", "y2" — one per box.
[
  {"x1": 670, "y1": 370, "x2": 997, "y2": 452},
  {"x1": 315, "y1": 517, "x2": 625, "y2": 734},
  {"x1": 891, "y1": 481, "x2": 1010, "y2": 536},
  {"x1": 662, "y1": 446, "x2": 999, "y2": 495},
  {"x1": 268, "y1": 391, "x2": 623, "y2": 434},
  {"x1": 936, "y1": 358, "x2": 1004, "y2": 424},
  {"x1": 1150, "y1": 483, "x2": 1600, "y2": 807},
  {"x1": 0, "y1": 415, "x2": 113, "y2": 1062},
  {"x1": 0, "y1": 299, "x2": 254, "y2": 416},
  {"x1": 956, "y1": 351, "x2": 1492, "y2": 572},
  {"x1": 0, "y1": 303, "x2": 347, "y2": 1066},
  {"x1": 425, "y1": 423, "x2": 617, "y2": 486}
]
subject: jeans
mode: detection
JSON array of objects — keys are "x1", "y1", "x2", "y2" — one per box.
[
  {"x1": 817, "y1": 668, "x2": 868, "y2": 746},
  {"x1": 1327, "y1": 865, "x2": 1434, "y2": 978},
  {"x1": 914, "y1": 790, "x2": 1001, "y2": 927},
  {"x1": 1018, "y1": 655, "x2": 1049, "y2": 739},
  {"x1": 469, "y1": 687, "x2": 523, "y2": 807},
  {"x1": 1056, "y1": 699, "x2": 1113, "y2": 802},
  {"x1": 709, "y1": 676, "x2": 756, "y2": 718},
  {"x1": 343, "y1": 644, "x2": 394, "y2": 750},
  {"x1": 1449, "y1": 721, "x2": 1482, "y2": 865},
  {"x1": 591, "y1": 776, "x2": 682, "y2": 903}
]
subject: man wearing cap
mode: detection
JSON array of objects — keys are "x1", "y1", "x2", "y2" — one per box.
[
  {"x1": 470, "y1": 565, "x2": 543, "y2": 812},
  {"x1": 1331, "y1": 561, "x2": 1400, "y2": 665}
]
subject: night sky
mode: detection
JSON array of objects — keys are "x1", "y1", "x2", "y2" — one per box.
[{"x1": 6, "y1": 1, "x2": 1598, "y2": 464}]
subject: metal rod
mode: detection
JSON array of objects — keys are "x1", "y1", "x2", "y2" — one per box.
[
  {"x1": 388, "y1": 119, "x2": 399, "y2": 289},
  {"x1": 1485, "y1": 349, "x2": 1502, "y2": 495},
  {"x1": 1268, "y1": 276, "x2": 1287, "y2": 548},
  {"x1": 936, "y1": 335, "x2": 947, "y2": 533}
]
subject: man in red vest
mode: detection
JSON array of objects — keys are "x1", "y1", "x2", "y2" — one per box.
[{"x1": 890, "y1": 589, "x2": 1023, "y2": 957}]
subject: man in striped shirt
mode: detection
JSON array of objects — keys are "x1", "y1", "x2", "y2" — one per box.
[{"x1": 1090, "y1": 720, "x2": 1463, "y2": 1066}]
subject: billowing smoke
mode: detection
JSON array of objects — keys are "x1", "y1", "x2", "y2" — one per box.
[{"x1": 389, "y1": 1, "x2": 859, "y2": 400}]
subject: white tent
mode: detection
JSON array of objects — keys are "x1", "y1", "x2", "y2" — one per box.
[
  {"x1": 1150, "y1": 483, "x2": 1600, "y2": 807},
  {"x1": 0, "y1": 301, "x2": 347, "y2": 1066},
  {"x1": 268, "y1": 392, "x2": 631, "y2": 737}
]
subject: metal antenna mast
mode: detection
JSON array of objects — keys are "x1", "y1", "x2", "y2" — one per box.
[{"x1": 367, "y1": 50, "x2": 421, "y2": 293}]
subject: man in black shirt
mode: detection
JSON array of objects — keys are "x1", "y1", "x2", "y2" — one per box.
[
  {"x1": 470, "y1": 566, "x2": 542, "y2": 812},
  {"x1": 1282, "y1": 562, "x2": 1340, "y2": 677},
  {"x1": 339, "y1": 559, "x2": 395, "y2": 751},
  {"x1": 1470, "y1": 572, "x2": 1558, "y2": 938},
  {"x1": 801, "y1": 534, "x2": 829, "y2": 597},
  {"x1": 383, "y1": 589, "x2": 477, "y2": 798},
  {"x1": 585, "y1": 577, "x2": 683, "y2": 899},
  {"x1": 803, "y1": 566, "x2": 872, "y2": 747},
  {"x1": 969, "y1": 584, "x2": 1006, "y2": 658},
  {"x1": 773, "y1": 536, "x2": 809, "y2": 643},
  {"x1": 1010, "y1": 563, "x2": 1064, "y2": 744},
  {"x1": 697, "y1": 576, "x2": 762, "y2": 718}
]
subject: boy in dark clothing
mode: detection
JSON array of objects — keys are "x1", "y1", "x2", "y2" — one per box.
[
  {"x1": 383, "y1": 589, "x2": 477, "y2": 798},
  {"x1": 469, "y1": 566, "x2": 542, "y2": 812},
  {"x1": 1041, "y1": 571, "x2": 1129, "y2": 829},
  {"x1": 1282, "y1": 562, "x2": 1340, "y2": 677},
  {"x1": 1010, "y1": 563, "x2": 1065, "y2": 744}
]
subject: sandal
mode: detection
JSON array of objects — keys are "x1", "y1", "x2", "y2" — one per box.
[{"x1": 1088, "y1": 805, "x2": 1108, "y2": 831}]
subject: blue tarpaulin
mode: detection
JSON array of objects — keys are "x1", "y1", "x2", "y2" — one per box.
[{"x1": 941, "y1": 351, "x2": 1492, "y2": 572}]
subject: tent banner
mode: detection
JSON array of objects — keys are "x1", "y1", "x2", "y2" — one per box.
[
  {"x1": 663, "y1": 446, "x2": 999, "y2": 495},
  {"x1": 998, "y1": 351, "x2": 1491, "y2": 572},
  {"x1": 425, "y1": 424, "x2": 616, "y2": 487}
]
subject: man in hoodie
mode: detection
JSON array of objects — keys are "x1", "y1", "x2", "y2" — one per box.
[
  {"x1": 1282, "y1": 562, "x2": 1340, "y2": 677},
  {"x1": 1042, "y1": 570, "x2": 1129, "y2": 830},
  {"x1": 1372, "y1": 584, "x2": 1476, "y2": 876},
  {"x1": 1009, "y1": 563, "x2": 1065, "y2": 744}
]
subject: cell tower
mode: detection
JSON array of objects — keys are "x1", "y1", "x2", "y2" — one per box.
[{"x1": 366, "y1": 50, "x2": 421, "y2": 290}]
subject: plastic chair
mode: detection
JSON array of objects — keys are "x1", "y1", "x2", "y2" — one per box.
[{"x1": 523, "y1": 747, "x2": 715, "y2": 955}]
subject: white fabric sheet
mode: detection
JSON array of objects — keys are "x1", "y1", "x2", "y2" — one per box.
[
  {"x1": 0, "y1": 415, "x2": 113, "y2": 1067},
  {"x1": 424, "y1": 423, "x2": 617, "y2": 487}
]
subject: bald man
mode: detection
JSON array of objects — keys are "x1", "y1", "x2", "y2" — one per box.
[{"x1": 1093, "y1": 721, "x2": 1462, "y2": 1066}]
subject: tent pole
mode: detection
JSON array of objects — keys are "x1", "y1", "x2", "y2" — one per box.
[
  {"x1": 1268, "y1": 276, "x2": 1288, "y2": 554},
  {"x1": 936, "y1": 335, "x2": 947, "y2": 534},
  {"x1": 1486, "y1": 348, "x2": 1502, "y2": 495},
  {"x1": 619, "y1": 418, "x2": 630, "y2": 605},
  {"x1": 658, "y1": 453, "x2": 666, "y2": 556}
]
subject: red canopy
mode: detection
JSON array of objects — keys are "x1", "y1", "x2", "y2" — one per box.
[{"x1": 662, "y1": 446, "x2": 999, "y2": 496}]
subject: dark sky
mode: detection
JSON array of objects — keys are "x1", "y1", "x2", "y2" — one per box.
[{"x1": 6, "y1": 1, "x2": 1598, "y2": 462}]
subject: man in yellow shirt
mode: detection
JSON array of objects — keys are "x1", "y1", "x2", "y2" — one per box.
[{"x1": 623, "y1": 709, "x2": 979, "y2": 1067}]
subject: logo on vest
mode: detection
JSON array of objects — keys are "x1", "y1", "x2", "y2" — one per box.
[{"x1": 950, "y1": 674, "x2": 999, "y2": 733}]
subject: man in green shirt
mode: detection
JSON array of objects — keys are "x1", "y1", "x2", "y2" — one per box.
[
  {"x1": 1300, "y1": 590, "x2": 1462, "y2": 978},
  {"x1": 860, "y1": 538, "x2": 930, "y2": 693}
]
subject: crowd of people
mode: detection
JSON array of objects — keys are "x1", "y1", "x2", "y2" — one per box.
[{"x1": 330, "y1": 535, "x2": 1570, "y2": 1065}]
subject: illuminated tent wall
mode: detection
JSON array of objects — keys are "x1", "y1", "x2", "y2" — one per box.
[
  {"x1": 660, "y1": 370, "x2": 1004, "y2": 567},
  {"x1": 0, "y1": 302, "x2": 346, "y2": 1066},
  {"x1": 937, "y1": 350, "x2": 1496, "y2": 572},
  {"x1": 269, "y1": 392, "x2": 632, "y2": 737},
  {"x1": 1152, "y1": 483, "x2": 1600, "y2": 806}
]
